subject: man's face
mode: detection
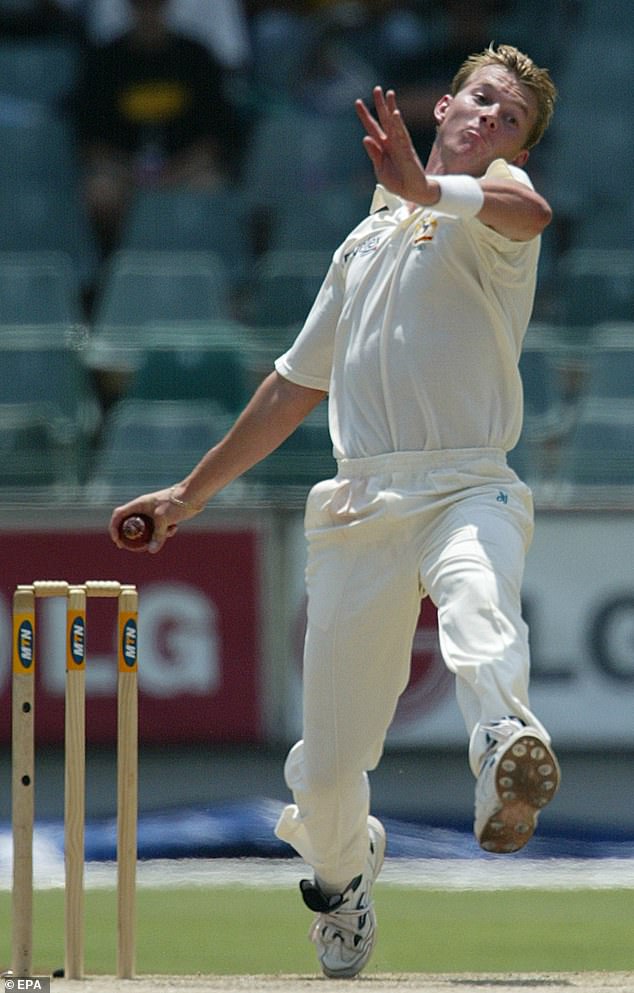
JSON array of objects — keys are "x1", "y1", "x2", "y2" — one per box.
[{"x1": 433, "y1": 66, "x2": 539, "y2": 175}]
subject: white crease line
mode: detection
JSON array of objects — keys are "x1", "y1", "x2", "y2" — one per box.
[{"x1": 1, "y1": 858, "x2": 634, "y2": 891}]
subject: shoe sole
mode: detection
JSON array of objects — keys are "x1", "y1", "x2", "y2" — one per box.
[{"x1": 479, "y1": 733, "x2": 561, "y2": 854}]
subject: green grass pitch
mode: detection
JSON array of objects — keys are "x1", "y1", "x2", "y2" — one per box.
[{"x1": 1, "y1": 887, "x2": 633, "y2": 975}]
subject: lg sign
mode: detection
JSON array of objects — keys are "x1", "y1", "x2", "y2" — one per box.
[
  {"x1": 588, "y1": 595, "x2": 634, "y2": 682},
  {"x1": 19, "y1": 582, "x2": 221, "y2": 698},
  {"x1": 0, "y1": 529, "x2": 262, "y2": 744},
  {"x1": 524, "y1": 592, "x2": 634, "y2": 684}
]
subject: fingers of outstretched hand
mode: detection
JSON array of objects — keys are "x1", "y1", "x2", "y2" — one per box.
[
  {"x1": 361, "y1": 134, "x2": 383, "y2": 170},
  {"x1": 355, "y1": 95, "x2": 384, "y2": 143},
  {"x1": 381, "y1": 89, "x2": 415, "y2": 153},
  {"x1": 356, "y1": 87, "x2": 398, "y2": 140},
  {"x1": 371, "y1": 87, "x2": 400, "y2": 137},
  {"x1": 373, "y1": 85, "x2": 392, "y2": 128},
  {"x1": 356, "y1": 89, "x2": 403, "y2": 173},
  {"x1": 358, "y1": 88, "x2": 413, "y2": 161}
]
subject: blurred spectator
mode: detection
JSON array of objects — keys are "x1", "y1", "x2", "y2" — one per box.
[
  {"x1": 347, "y1": 0, "x2": 430, "y2": 71},
  {"x1": 53, "y1": 0, "x2": 251, "y2": 69},
  {"x1": 296, "y1": 18, "x2": 375, "y2": 115},
  {"x1": 492, "y1": 0, "x2": 580, "y2": 76},
  {"x1": 245, "y1": 0, "x2": 316, "y2": 98},
  {"x1": 242, "y1": 4, "x2": 376, "y2": 253},
  {"x1": 538, "y1": 0, "x2": 633, "y2": 256},
  {"x1": 380, "y1": 0, "x2": 510, "y2": 158},
  {"x1": 72, "y1": 0, "x2": 241, "y2": 259},
  {"x1": 0, "y1": 0, "x2": 78, "y2": 37}
]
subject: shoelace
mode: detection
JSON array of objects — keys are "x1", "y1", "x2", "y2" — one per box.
[
  {"x1": 482, "y1": 716, "x2": 526, "y2": 747},
  {"x1": 310, "y1": 901, "x2": 372, "y2": 951}
]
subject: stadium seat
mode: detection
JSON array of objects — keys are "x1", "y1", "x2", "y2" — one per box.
[
  {"x1": 246, "y1": 401, "x2": 334, "y2": 504},
  {"x1": 89, "y1": 251, "x2": 232, "y2": 370},
  {"x1": 0, "y1": 117, "x2": 78, "y2": 186},
  {"x1": 556, "y1": 249, "x2": 634, "y2": 326},
  {"x1": 0, "y1": 40, "x2": 79, "y2": 106},
  {"x1": 560, "y1": 400, "x2": 634, "y2": 488},
  {"x1": 569, "y1": 202, "x2": 634, "y2": 251},
  {"x1": 120, "y1": 188, "x2": 252, "y2": 286},
  {"x1": 0, "y1": 252, "x2": 82, "y2": 326},
  {"x1": 542, "y1": 22, "x2": 634, "y2": 242},
  {"x1": 246, "y1": 250, "x2": 331, "y2": 326},
  {"x1": 519, "y1": 344, "x2": 565, "y2": 433},
  {"x1": 242, "y1": 106, "x2": 371, "y2": 206},
  {"x1": 268, "y1": 189, "x2": 371, "y2": 253},
  {"x1": 506, "y1": 431, "x2": 531, "y2": 481},
  {"x1": 86, "y1": 399, "x2": 235, "y2": 502},
  {"x1": 0, "y1": 405, "x2": 60, "y2": 489},
  {"x1": 0, "y1": 326, "x2": 99, "y2": 490},
  {"x1": 127, "y1": 345, "x2": 249, "y2": 414},
  {"x1": 0, "y1": 186, "x2": 99, "y2": 288},
  {"x1": 507, "y1": 338, "x2": 571, "y2": 485},
  {"x1": 582, "y1": 323, "x2": 634, "y2": 401},
  {"x1": 250, "y1": 11, "x2": 317, "y2": 97}
]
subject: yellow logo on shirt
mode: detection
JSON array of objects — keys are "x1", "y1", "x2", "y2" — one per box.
[
  {"x1": 119, "y1": 82, "x2": 190, "y2": 123},
  {"x1": 413, "y1": 212, "x2": 438, "y2": 245}
]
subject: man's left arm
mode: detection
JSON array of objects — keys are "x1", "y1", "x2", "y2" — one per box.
[{"x1": 476, "y1": 177, "x2": 552, "y2": 242}]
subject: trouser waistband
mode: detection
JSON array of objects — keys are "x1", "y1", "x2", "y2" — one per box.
[{"x1": 336, "y1": 448, "x2": 507, "y2": 477}]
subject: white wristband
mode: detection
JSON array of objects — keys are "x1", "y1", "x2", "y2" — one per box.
[{"x1": 433, "y1": 174, "x2": 484, "y2": 219}]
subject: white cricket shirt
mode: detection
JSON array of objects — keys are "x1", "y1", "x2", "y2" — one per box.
[{"x1": 275, "y1": 160, "x2": 541, "y2": 459}]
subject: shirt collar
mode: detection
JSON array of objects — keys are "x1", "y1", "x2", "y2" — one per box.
[
  {"x1": 369, "y1": 184, "x2": 404, "y2": 214},
  {"x1": 370, "y1": 162, "x2": 520, "y2": 217}
]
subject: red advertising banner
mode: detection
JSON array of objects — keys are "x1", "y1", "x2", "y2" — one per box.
[{"x1": 0, "y1": 527, "x2": 262, "y2": 744}]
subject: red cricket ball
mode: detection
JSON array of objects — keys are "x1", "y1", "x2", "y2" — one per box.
[{"x1": 118, "y1": 513, "x2": 154, "y2": 549}]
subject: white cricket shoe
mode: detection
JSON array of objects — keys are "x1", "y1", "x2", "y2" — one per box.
[
  {"x1": 299, "y1": 815, "x2": 386, "y2": 978},
  {"x1": 475, "y1": 717, "x2": 561, "y2": 854}
]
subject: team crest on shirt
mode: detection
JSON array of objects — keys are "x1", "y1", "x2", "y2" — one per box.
[{"x1": 413, "y1": 211, "x2": 438, "y2": 246}]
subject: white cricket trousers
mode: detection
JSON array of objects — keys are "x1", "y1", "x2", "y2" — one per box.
[{"x1": 275, "y1": 448, "x2": 551, "y2": 888}]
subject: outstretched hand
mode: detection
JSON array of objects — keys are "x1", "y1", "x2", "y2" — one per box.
[{"x1": 355, "y1": 86, "x2": 439, "y2": 206}]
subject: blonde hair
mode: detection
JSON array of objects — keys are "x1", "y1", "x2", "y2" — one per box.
[{"x1": 451, "y1": 43, "x2": 557, "y2": 149}]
